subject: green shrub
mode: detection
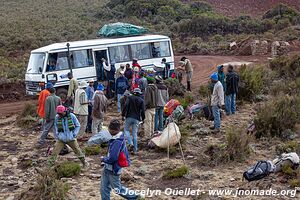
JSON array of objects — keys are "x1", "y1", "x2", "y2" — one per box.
[
  {"x1": 55, "y1": 162, "x2": 81, "y2": 178},
  {"x1": 270, "y1": 55, "x2": 300, "y2": 78},
  {"x1": 18, "y1": 169, "x2": 69, "y2": 200},
  {"x1": 178, "y1": 94, "x2": 194, "y2": 109},
  {"x1": 282, "y1": 165, "x2": 297, "y2": 177},
  {"x1": 254, "y1": 95, "x2": 300, "y2": 138},
  {"x1": 199, "y1": 84, "x2": 211, "y2": 98},
  {"x1": 84, "y1": 145, "x2": 101, "y2": 156},
  {"x1": 290, "y1": 179, "x2": 300, "y2": 188},
  {"x1": 223, "y1": 126, "x2": 252, "y2": 162},
  {"x1": 162, "y1": 165, "x2": 189, "y2": 179},
  {"x1": 276, "y1": 141, "x2": 300, "y2": 155},
  {"x1": 203, "y1": 126, "x2": 251, "y2": 164},
  {"x1": 16, "y1": 103, "x2": 38, "y2": 128},
  {"x1": 164, "y1": 78, "x2": 186, "y2": 97},
  {"x1": 238, "y1": 65, "x2": 264, "y2": 101}
]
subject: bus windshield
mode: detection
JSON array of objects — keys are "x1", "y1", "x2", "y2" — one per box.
[{"x1": 27, "y1": 53, "x2": 45, "y2": 74}]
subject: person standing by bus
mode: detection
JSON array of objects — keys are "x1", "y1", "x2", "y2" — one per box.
[
  {"x1": 92, "y1": 84, "x2": 108, "y2": 134},
  {"x1": 85, "y1": 79, "x2": 94, "y2": 133},
  {"x1": 161, "y1": 58, "x2": 171, "y2": 80},
  {"x1": 74, "y1": 81, "x2": 89, "y2": 138},
  {"x1": 132, "y1": 58, "x2": 141, "y2": 70},
  {"x1": 115, "y1": 71, "x2": 129, "y2": 113},
  {"x1": 144, "y1": 78, "x2": 158, "y2": 136},
  {"x1": 67, "y1": 72, "x2": 78, "y2": 107},
  {"x1": 131, "y1": 67, "x2": 140, "y2": 91},
  {"x1": 179, "y1": 57, "x2": 193, "y2": 91}
]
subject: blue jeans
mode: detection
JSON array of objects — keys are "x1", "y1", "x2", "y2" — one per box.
[
  {"x1": 225, "y1": 93, "x2": 236, "y2": 115},
  {"x1": 154, "y1": 106, "x2": 164, "y2": 131},
  {"x1": 212, "y1": 105, "x2": 221, "y2": 129},
  {"x1": 100, "y1": 169, "x2": 139, "y2": 200},
  {"x1": 117, "y1": 94, "x2": 124, "y2": 113},
  {"x1": 124, "y1": 117, "x2": 140, "y2": 152}
]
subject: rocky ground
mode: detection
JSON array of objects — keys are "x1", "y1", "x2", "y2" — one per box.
[{"x1": 1, "y1": 101, "x2": 299, "y2": 200}]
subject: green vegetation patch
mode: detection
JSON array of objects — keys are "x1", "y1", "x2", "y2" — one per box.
[
  {"x1": 55, "y1": 161, "x2": 81, "y2": 178},
  {"x1": 162, "y1": 165, "x2": 189, "y2": 179}
]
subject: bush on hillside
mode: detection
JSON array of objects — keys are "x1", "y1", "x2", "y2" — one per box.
[
  {"x1": 263, "y1": 4, "x2": 300, "y2": 24},
  {"x1": 162, "y1": 165, "x2": 189, "y2": 179},
  {"x1": 55, "y1": 162, "x2": 81, "y2": 178},
  {"x1": 202, "y1": 125, "x2": 251, "y2": 165},
  {"x1": 254, "y1": 95, "x2": 300, "y2": 139},
  {"x1": 17, "y1": 169, "x2": 69, "y2": 200},
  {"x1": 16, "y1": 103, "x2": 38, "y2": 128},
  {"x1": 270, "y1": 55, "x2": 300, "y2": 78},
  {"x1": 164, "y1": 78, "x2": 186, "y2": 97}
]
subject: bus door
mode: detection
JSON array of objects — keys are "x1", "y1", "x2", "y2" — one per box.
[{"x1": 93, "y1": 48, "x2": 110, "y2": 81}]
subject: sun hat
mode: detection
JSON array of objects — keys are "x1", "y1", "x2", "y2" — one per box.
[
  {"x1": 56, "y1": 105, "x2": 67, "y2": 114},
  {"x1": 210, "y1": 72, "x2": 218, "y2": 81}
]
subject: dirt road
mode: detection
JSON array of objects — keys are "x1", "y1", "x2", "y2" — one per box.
[{"x1": 0, "y1": 55, "x2": 269, "y2": 116}]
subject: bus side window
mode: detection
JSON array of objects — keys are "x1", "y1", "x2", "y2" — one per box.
[
  {"x1": 47, "y1": 53, "x2": 58, "y2": 72},
  {"x1": 73, "y1": 50, "x2": 93, "y2": 68},
  {"x1": 151, "y1": 42, "x2": 161, "y2": 58}
]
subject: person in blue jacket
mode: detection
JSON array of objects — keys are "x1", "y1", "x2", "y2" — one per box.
[
  {"x1": 100, "y1": 119, "x2": 140, "y2": 200},
  {"x1": 115, "y1": 71, "x2": 129, "y2": 113},
  {"x1": 48, "y1": 105, "x2": 88, "y2": 167}
]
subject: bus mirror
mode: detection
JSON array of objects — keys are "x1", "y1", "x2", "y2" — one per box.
[
  {"x1": 39, "y1": 67, "x2": 42, "y2": 73},
  {"x1": 46, "y1": 73, "x2": 58, "y2": 84}
]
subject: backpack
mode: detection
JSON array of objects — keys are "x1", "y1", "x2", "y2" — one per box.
[
  {"x1": 243, "y1": 160, "x2": 275, "y2": 182},
  {"x1": 172, "y1": 105, "x2": 184, "y2": 122},
  {"x1": 118, "y1": 140, "x2": 130, "y2": 168},
  {"x1": 202, "y1": 105, "x2": 214, "y2": 121}
]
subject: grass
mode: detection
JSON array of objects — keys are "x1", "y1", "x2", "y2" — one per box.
[
  {"x1": 16, "y1": 103, "x2": 38, "y2": 128},
  {"x1": 84, "y1": 145, "x2": 101, "y2": 156},
  {"x1": 18, "y1": 169, "x2": 70, "y2": 200},
  {"x1": 162, "y1": 165, "x2": 189, "y2": 179},
  {"x1": 55, "y1": 161, "x2": 81, "y2": 178}
]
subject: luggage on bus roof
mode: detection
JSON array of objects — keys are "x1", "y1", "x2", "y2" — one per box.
[{"x1": 98, "y1": 22, "x2": 148, "y2": 37}]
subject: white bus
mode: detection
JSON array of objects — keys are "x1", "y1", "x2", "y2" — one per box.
[{"x1": 25, "y1": 34, "x2": 174, "y2": 98}]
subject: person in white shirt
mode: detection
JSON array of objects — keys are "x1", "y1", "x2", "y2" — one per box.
[
  {"x1": 209, "y1": 72, "x2": 225, "y2": 133},
  {"x1": 74, "y1": 81, "x2": 89, "y2": 138}
]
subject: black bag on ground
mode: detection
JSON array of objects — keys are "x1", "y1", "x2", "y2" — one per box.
[
  {"x1": 243, "y1": 160, "x2": 275, "y2": 182},
  {"x1": 202, "y1": 105, "x2": 214, "y2": 121}
]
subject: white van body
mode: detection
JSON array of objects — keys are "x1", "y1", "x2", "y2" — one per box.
[{"x1": 25, "y1": 34, "x2": 174, "y2": 97}]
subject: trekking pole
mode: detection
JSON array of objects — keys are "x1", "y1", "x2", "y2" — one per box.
[
  {"x1": 170, "y1": 116, "x2": 186, "y2": 164},
  {"x1": 167, "y1": 120, "x2": 170, "y2": 159}
]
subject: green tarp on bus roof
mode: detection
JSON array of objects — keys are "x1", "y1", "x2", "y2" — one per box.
[{"x1": 97, "y1": 22, "x2": 148, "y2": 37}]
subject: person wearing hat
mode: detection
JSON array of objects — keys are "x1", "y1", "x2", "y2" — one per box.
[
  {"x1": 217, "y1": 65, "x2": 226, "y2": 92},
  {"x1": 86, "y1": 79, "x2": 95, "y2": 133},
  {"x1": 124, "y1": 63, "x2": 133, "y2": 84},
  {"x1": 92, "y1": 83, "x2": 108, "y2": 135},
  {"x1": 122, "y1": 88, "x2": 145, "y2": 154},
  {"x1": 37, "y1": 82, "x2": 53, "y2": 138},
  {"x1": 74, "y1": 81, "x2": 89, "y2": 138},
  {"x1": 116, "y1": 64, "x2": 125, "y2": 79},
  {"x1": 154, "y1": 76, "x2": 169, "y2": 132},
  {"x1": 138, "y1": 70, "x2": 148, "y2": 97},
  {"x1": 67, "y1": 72, "x2": 78, "y2": 107},
  {"x1": 100, "y1": 119, "x2": 140, "y2": 200},
  {"x1": 38, "y1": 86, "x2": 61, "y2": 145},
  {"x1": 120, "y1": 90, "x2": 131, "y2": 113},
  {"x1": 49, "y1": 105, "x2": 88, "y2": 167},
  {"x1": 144, "y1": 77, "x2": 158, "y2": 136},
  {"x1": 210, "y1": 72, "x2": 225, "y2": 133},
  {"x1": 131, "y1": 66, "x2": 140, "y2": 91},
  {"x1": 132, "y1": 58, "x2": 141, "y2": 70},
  {"x1": 179, "y1": 57, "x2": 193, "y2": 91},
  {"x1": 115, "y1": 70, "x2": 129, "y2": 113}
]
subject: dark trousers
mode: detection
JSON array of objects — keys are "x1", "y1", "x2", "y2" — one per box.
[{"x1": 86, "y1": 104, "x2": 93, "y2": 132}]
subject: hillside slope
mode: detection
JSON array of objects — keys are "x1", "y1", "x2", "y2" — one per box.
[{"x1": 205, "y1": 0, "x2": 300, "y2": 17}]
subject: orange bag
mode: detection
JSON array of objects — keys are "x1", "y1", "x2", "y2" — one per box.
[{"x1": 164, "y1": 99, "x2": 180, "y2": 116}]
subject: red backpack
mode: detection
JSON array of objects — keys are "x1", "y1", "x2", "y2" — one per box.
[{"x1": 118, "y1": 140, "x2": 130, "y2": 168}]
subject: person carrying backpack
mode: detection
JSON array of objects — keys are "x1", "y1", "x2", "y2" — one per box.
[{"x1": 100, "y1": 119, "x2": 140, "y2": 200}]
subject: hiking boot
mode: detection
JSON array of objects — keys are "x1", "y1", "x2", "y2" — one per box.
[
  {"x1": 83, "y1": 160, "x2": 90, "y2": 168},
  {"x1": 209, "y1": 126, "x2": 215, "y2": 130},
  {"x1": 211, "y1": 129, "x2": 220, "y2": 134}
]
